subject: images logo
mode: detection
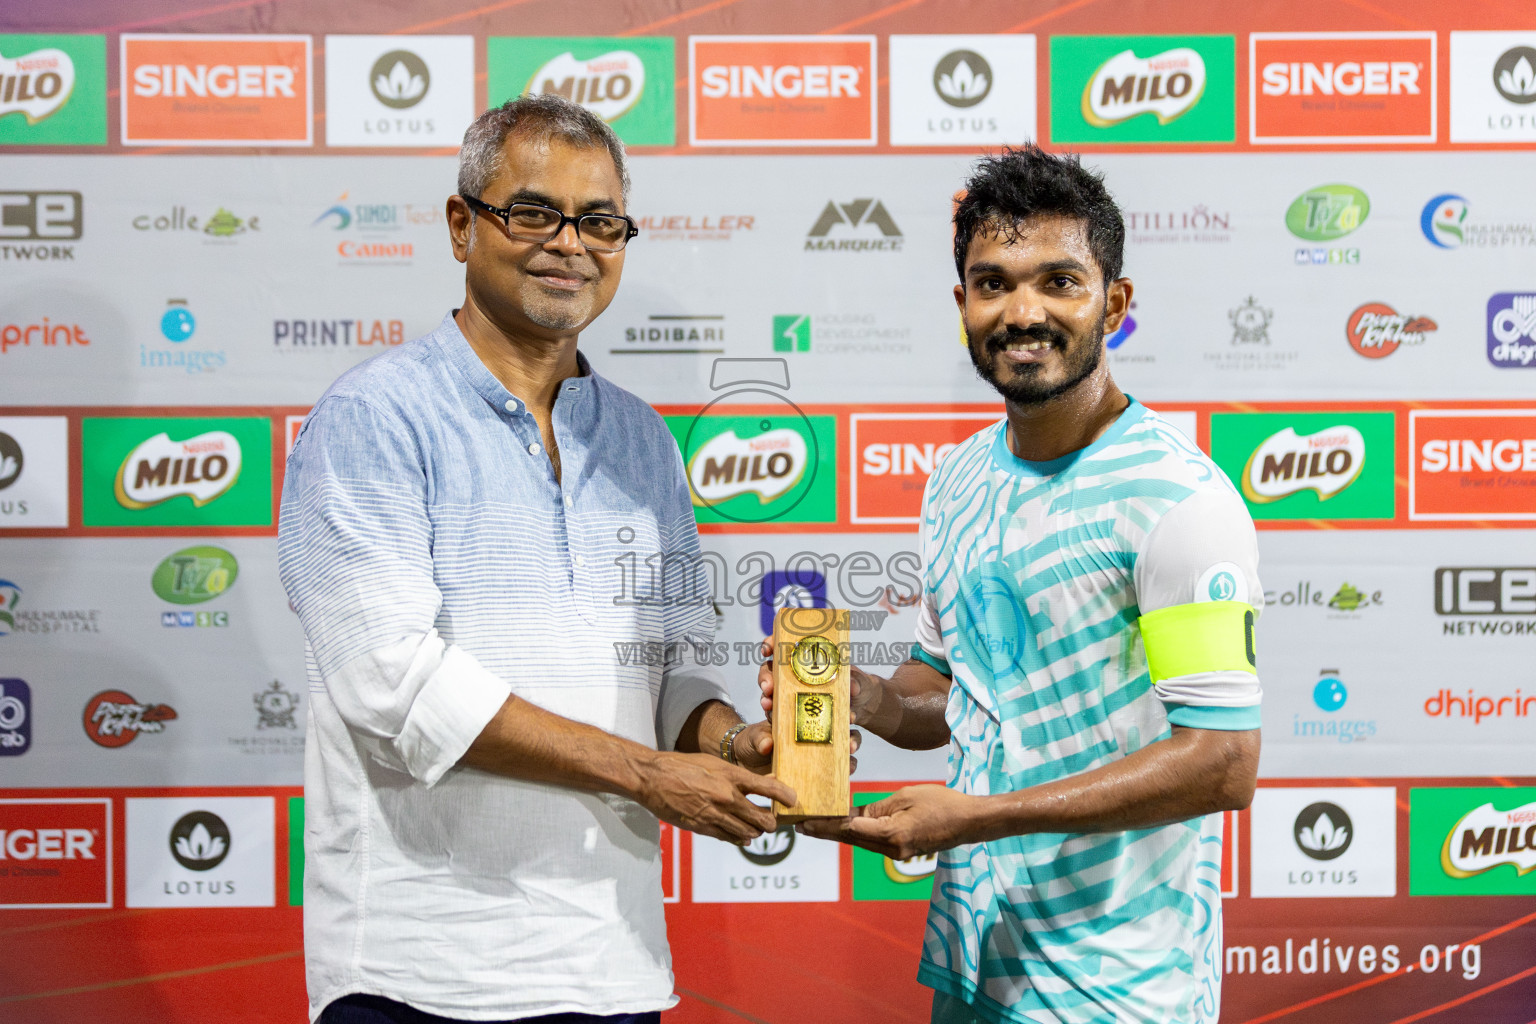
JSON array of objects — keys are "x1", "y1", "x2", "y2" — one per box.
[
  {"x1": 82, "y1": 689, "x2": 177, "y2": 748},
  {"x1": 1250, "y1": 32, "x2": 1435, "y2": 144},
  {"x1": 1487, "y1": 294, "x2": 1536, "y2": 368},
  {"x1": 1411, "y1": 787, "x2": 1536, "y2": 896},
  {"x1": 0, "y1": 798, "x2": 111, "y2": 908},
  {"x1": 0, "y1": 678, "x2": 30, "y2": 755},
  {"x1": 82, "y1": 417, "x2": 272, "y2": 527},
  {"x1": 1210, "y1": 412, "x2": 1395, "y2": 520},
  {"x1": 1346, "y1": 303, "x2": 1435, "y2": 358},
  {"x1": 0, "y1": 35, "x2": 107, "y2": 145},
  {"x1": 1293, "y1": 667, "x2": 1377, "y2": 744},
  {"x1": 850, "y1": 412, "x2": 996, "y2": 525},
  {"x1": 121, "y1": 34, "x2": 311, "y2": 146},
  {"x1": 489, "y1": 36, "x2": 674, "y2": 145},
  {"x1": 1421, "y1": 194, "x2": 1469, "y2": 248},
  {"x1": 160, "y1": 299, "x2": 195, "y2": 342},
  {"x1": 1050, "y1": 35, "x2": 1234, "y2": 143},
  {"x1": 152, "y1": 546, "x2": 238, "y2": 605},
  {"x1": 370, "y1": 50, "x2": 427, "y2": 108},
  {"x1": 1409, "y1": 409, "x2": 1536, "y2": 521},
  {"x1": 805, "y1": 198, "x2": 901, "y2": 252},
  {"x1": 690, "y1": 36, "x2": 876, "y2": 146},
  {"x1": 1241, "y1": 425, "x2": 1366, "y2": 502},
  {"x1": 888, "y1": 35, "x2": 1036, "y2": 147},
  {"x1": 1314, "y1": 669, "x2": 1348, "y2": 712},
  {"x1": 115, "y1": 431, "x2": 241, "y2": 509},
  {"x1": 666, "y1": 409, "x2": 835, "y2": 526},
  {"x1": 1286, "y1": 184, "x2": 1369, "y2": 241}
]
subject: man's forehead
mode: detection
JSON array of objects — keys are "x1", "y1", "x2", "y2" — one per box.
[
  {"x1": 491, "y1": 137, "x2": 622, "y2": 199},
  {"x1": 966, "y1": 215, "x2": 1093, "y2": 269}
]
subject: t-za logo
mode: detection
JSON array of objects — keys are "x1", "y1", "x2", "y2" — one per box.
[
  {"x1": 82, "y1": 689, "x2": 177, "y2": 747},
  {"x1": 370, "y1": 50, "x2": 427, "y2": 109},
  {"x1": 152, "y1": 546, "x2": 238, "y2": 605},
  {"x1": 527, "y1": 50, "x2": 644, "y2": 122},
  {"x1": 934, "y1": 50, "x2": 990, "y2": 107},
  {"x1": 1242, "y1": 425, "x2": 1365, "y2": 503},
  {"x1": 1286, "y1": 184, "x2": 1369, "y2": 241},
  {"x1": 1488, "y1": 294, "x2": 1536, "y2": 368},
  {"x1": 688, "y1": 428, "x2": 807, "y2": 506},
  {"x1": 1346, "y1": 303, "x2": 1436, "y2": 359},
  {"x1": 0, "y1": 47, "x2": 75, "y2": 125},
  {"x1": 1494, "y1": 47, "x2": 1536, "y2": 104},
  {"x1": 115, "y1": 431, "x2": 241, "y2": 509},
  {"x1": 806, "y1": 199, "x2": 901, "y2": 252},
  {"x1": 1083, "y1": 46, "x2": 1206, "y2": 126},
  {"x1": 1295, "y1": 802, "x2": 1352, "y2": 861},
  {"x1": 1442, "y1": 800, "x2": 1536, "y2": 878},
  {"x1": 169, "y1": 810, "x2": 230, "y2": 871},
  {"x1": 740, "y1": 826, "x2": 794, "y2": 866}
]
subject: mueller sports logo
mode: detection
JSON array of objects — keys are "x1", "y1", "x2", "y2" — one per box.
[
  {"x1": 1251, "y1": 32, "x2": 1435, "y2": 144},
  {"x1": 82, "y1": 689, "x2": 177, "y2": 748},
  {"x1": 0, "y1": 46, "x2": 74, "y2": 125},
  {"x1": 0, "y1": 798, "x2": 112, "y2": 908},
  {"x1": 1082, "y1": 46, "x2": 1206, "y2": 126},
  {"x1": 528, "y1": 50, "x2": 644, "y2": 122},
  {"x1": 0, "y1": 191, "x2": 81, "y2": 262},
  {"x1": 805, "y1": 198, "x2": 901, "y2": 252},
  {"x1": 1409, "y1": 410, "x2": 1536, "y2": 521},
  {"x1": 1442, "y1": 800, "x2": 1536, "y2": 879},
  {"x1": 688, "y1": 427, "x2": 807, "y2": 506},
  {"x1": 115, "y1": 431, "x2": 241, "y2": 509},
  {"x1": 850, "y1": 412, "x2": 997, "y2": 524},
  {"x1": 121, "y1": 34, "x2": 311, "y2": 145},
  {"x1": 1488, "y1": 294, "x2": 1536, "y2": 367},
  {"x1": 1241, "y1": 425, "x2": 1366, "y2": 503},
  {"x1": 1345, "y1": 303, "x2": 1436, "y2": 359},
  {"x1": 690, "y1": 35, "x2": 876, "y2": 146}
]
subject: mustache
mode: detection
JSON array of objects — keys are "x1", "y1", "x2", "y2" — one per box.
[
  {"x1": 982, "y1": 323, "x2": 1071, "y2": 353},
  {"x1": 525, "y1": 255, "x2": 598, "y2": 280}
]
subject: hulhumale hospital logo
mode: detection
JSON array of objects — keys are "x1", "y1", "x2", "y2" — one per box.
[{"x1": 1421, "y1": 194, "x2": 1469, "y2": 248}]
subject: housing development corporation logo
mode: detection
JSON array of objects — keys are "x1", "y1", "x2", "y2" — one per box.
[
  {"x1": 489, "y1": 36, "x2": 674, "y2": 145},
  {"x1": 82, "y1": 417, "x2": 272, "y2": 528},
  {"x1": 888, "y1": 35, "x2": 1036, "y2": 146},
  {"x1": 1210, "y1": 411, "x2": 1395, "y2": 521},
  {"x1": 690, "y1": 36, "x2": 876, "y2": 146},
  {"x1": 1345, "y1": 303, "x2": 1435, "y2": 358},
  {"x1": 121, "y1": 34, "x2": 311, "y2": 146},
  {"x1": 1488, "y1": 294, "x2": 1536, "y2": 367},
  {"x1": 805, "y1": 198, "x2": 902, "y2": 252},
  {"x1": 1411, "y1": 787, "x2": 1536, "y2": 896},
  {"x1": 1408, "y1": 409, "x2": 1536, "y2": 522},
  {"x1": 1250, "y1": 32, "x2": 1435, "y2": 143},
  {"x1": 0, "y1": 35, "x2": 107, "y2": 145},
  {"x1": 1050, "y1": 35, "x2": 1234, "y2": 143},
  {"x1": 1449, "y1": 33, "x2": 1536, "y2": 143}
]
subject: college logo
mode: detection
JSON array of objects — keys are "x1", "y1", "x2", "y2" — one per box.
[
  {"x1": 82, "y1": 689, "x2": 177, "y2": 748},
  {"x1": 1050, "y1": 35, "x2": 1234, "y2": 143},
  {"x1": 0, "y1": 798, "x2": 112, "y2": 908},
  {"x1": 690, "y1": 36, "x2": 877, "y2": 146},
  {"x1": 850, "y1": 413, "x2": 996, "y2": 524},
  {"x1": 0, "y1": 678, "x2": 30, "y2": 755},
  {"x1": 1409, "y1": 409, "x2": 1536, "y2": 521},
  {"x1": 1250, "y1": 32, "x2": 1435, "y2": 143},
  {"x1": 126, "y1": 796, "x2": 275, "y2": 907},
  {"x1": 324, "y1": 35, "x2": 473, "y2": 147},
  {"x1": 1411, "y1": 787, "x2": 1536, "y2": 896},
  {"x1": 152, "y1": 545, "x2": 238, "y2": 606},
  {"x1": 1449, "y1": 33, "x2": 1536, "y2": 143},
  {"x1": 1345, "y1": 303, "x2": 1435, "y2": 358},
  {"x1": 1250, "y1": 788, "x2": 1395, "y2": 897},
  {"x1": 805, "y1": 198, "x2": 901, "y2": 252},
  {"x1": 131, "y1": 205, "x2": 261, "y2": 241},
  {"x1": 1488, "y1": 294, "x2": 1536, "y2": 368},
  {"x1": 667, "y1": 410, "x2": 835, "y2": 526},
  {"x1": 121, "y1": 34, "x2": 311, "y2": 146},
  {"x1": 82, "y1": 417, "x2": 272, "y2": 528},
  {"x1": 887, "y1": 35, "x2": 1036, "y2": 146},
  {"x1": 489, "y1": 36, "x2": 674, "y2": 145},
  {"x1": 0, "y1": 191, "x2": 82, "y2": 262},
  {"x1": 0, "y1": 35, "x2": 107, "y2": 145},
  {"x1": 0, "y1": 416, "x2": 68, "y2": 527},
  {"x1": 1211, "y1": 412, "x2": 1395, "y2": 520}
]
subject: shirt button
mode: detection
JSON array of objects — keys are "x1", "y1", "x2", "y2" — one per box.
[
  {"x1": 564, "y1": 495, "x2": 574, "y2": 508},
  {"x1": 528, "y1": 442, "x2": 541, "y2": 455},
  {"x1": 504, "y1": 399, "x2": 519, "y2": 413},
  {"x1": 574, "y1": 554, "x2": 586, "y2": 567}
]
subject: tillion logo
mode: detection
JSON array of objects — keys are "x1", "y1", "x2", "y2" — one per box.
[
  {"x1": 1488, "y1": 294, "x2": 1536, "y2": 368},
  {"x1": 805, "y1": 199, "x2": 902, "y2": 252},
  {"x1": 1346, "y1": 303, "x2": 1435, "y2": 359},
  {"x1": 0, "y1": 46, "x2": 75, "y2": 125},
  {"x1": 1241, "y1": 425, "x2": 1365, "y2": 503},
  {"x1": 526, "y1": 50, "x2": 644, "y2": 122},
  {"x1": 152, "y1": 546, "x2": 238, "y2": 605},
  {"x1": 1294, "y1": 802, "x2": 1353, "y2": 861},
  {"x1": 934, "y1": 50, "x2": 990, "y2": 107},
  {"x1": 1442, "y1": 800, "x2": 1536, "y2": 879},
  {"x1": 369, "y1": 50, "x2": 427, "y2": 109},
  {"x1": 82, "y1": 689, "x2": 177, "y2": 748},
  {"x1": 884, "y1": 853, "x2": 937, "y2": 883},
  {"x1": 1493, "y1": 47, "x2": 1536, "y2": 105},
  {"x1": 115, "y1": 431, "x2": 241, "y2": 509},
  {"x1": 688, "y1": 427, "x2": 807, "y2": 506},
  {"x1": 169, "y1": 811, "x2": 230, "y2": 871},
  {"x1": 1082, "y1": 46, "x2": 1206, "y2": 126},
  {"x1": 740, "y1": 826, "x2": 794, "y2": 867}
]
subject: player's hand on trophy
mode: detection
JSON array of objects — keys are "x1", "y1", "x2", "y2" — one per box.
[
  {"x1": 634, "y1": 751, "x2": 796, "y2": 844},
  {"x1": 755, "y1": 636, "x2": 865, "y2": 774},
  {"x1": 798, "y1": 784, "x2": 979, "y2": 860}
]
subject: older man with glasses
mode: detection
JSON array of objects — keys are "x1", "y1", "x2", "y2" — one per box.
[{"x1": 278, "y1": 94, "x2": 792, "y2": 1024}]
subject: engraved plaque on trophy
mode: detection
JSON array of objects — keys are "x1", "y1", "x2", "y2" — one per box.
[{"x1": 770, "y1": 606, "x2": 851, "y2": 822}]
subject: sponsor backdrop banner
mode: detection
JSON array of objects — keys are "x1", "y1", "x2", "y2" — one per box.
[{"x1": 1, "y1": 1, "x2": 1533, "y2": 1022}]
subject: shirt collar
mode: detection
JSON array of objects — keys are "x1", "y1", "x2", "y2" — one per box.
[{"x1": 432, "y1": 311, "x2": 597, "y2": 415}]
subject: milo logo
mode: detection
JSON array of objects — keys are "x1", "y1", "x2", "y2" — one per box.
[
  {"x1": 1286, "y1": 184, "x2": 1370, "y2": 241},
  {"x1": 689, "y1": 427, "x2": 807, "y2": 506},
  {"x1": 883, "y1": 852, "x2": 937, "y2": 884},
  {"x1": 115, "y1": 431, "x2": 241, "y2": 509},
  {"x1": 1241, "y1": 425, "x2": 1366, "y2": 503},
  {"x1": 1082, "y1": 47, "x2": 1206, "y2": 126},
  {"x1": 526, "y1": 50, "x2": 644, "y2": 122},
  {"x1": 666, "y1": 410, "x2": 836, "y2": 526},
  {"x1": 1441, "y1": 800, "x2": 1536, "y2": 879},
  {"x1": 0, "y1": 47, "x2": 75, "y2": 125},
  {"x1": 151, "y1": 546, "x2": 239, "y2": 605}
]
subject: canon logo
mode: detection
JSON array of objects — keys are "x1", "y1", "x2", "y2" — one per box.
[
  {"x1": 699, "y1": 64, "x2": 860, "y2": 99},
  {"x1": 132, "y1": 63, "x2": 296, "y2": 98},
  {"x1": 1260, "y1": 61, "x2": 1419, "y2": 97},
  {"x1": 0, "y1": 827, "x2": 95, "y2": 860}
]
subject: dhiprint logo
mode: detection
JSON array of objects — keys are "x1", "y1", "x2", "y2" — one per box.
[
  {"x1": 0, "y1": 678, "x2": 30, "y2": 755},
  {"x1": 169, "y1": 811, "x2": 229, "y2": 871},
  {"x1": 934, "y1": 49, "x2": 990, "y2": 107},
  {"x1": 1295, "y1": 802, "x2": 1353, "y2": 860},
  {"x1": 1346, "y1": 303, "x2": 1435, "y2": 358},
  {"x1": 1488, "y1": 294, "x2": 1536, "y2": 368},
  {"x1": 1494, "y1": 47, "x2": 1536, "y2": 104},
  {"x1": 1082, "y1": 45, "x2": 1208, "y2": 126},
  {"x1": 888, "y1": 35, "x2": 1035, "y2": 146},
  {"x1": 1241, "y1": 425, "x2": 1366, "y2": 503},
  {"x1": 370, "y1": 50, "x2": 427, "y2": 108},
  {"x1": 805, "y1": 198, "x2": 902, "y2": 252},
  {"x1": 1421, "y1": 194, "x2": 1468, "y2": 248},
  {"x1": 82, "y1": 689, "x2": 177, "y2": 748}
]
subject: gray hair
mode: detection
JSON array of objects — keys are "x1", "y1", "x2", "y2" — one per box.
[{"x1": 457, "y1": 93, "x2": 630, "y2": 205}]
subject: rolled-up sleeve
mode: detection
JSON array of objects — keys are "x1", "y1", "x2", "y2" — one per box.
[{"x1": 277, "y1": 396, "x2": 511, "y2": 785}]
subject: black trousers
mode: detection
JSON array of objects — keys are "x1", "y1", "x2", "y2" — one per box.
[{"x1": 317, "y1": 993, "x2": 662, "y2": 1024}]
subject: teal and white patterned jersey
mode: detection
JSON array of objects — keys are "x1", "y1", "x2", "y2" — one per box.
[{"x1": 911, "y1": 400, "x2": 1262, "y2": 1024}]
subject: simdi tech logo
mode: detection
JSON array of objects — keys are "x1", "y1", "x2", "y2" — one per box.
[
  {"x1": 1408, "y1": 409, "x2": 1536, "y2": 522},
  {"x1": 887, "y1": 34, "x2": 1037, "y2": 147},
  {"x1": 1449, "y1": 32, "x2": 1536, "y2": 143},
  {"x1": 1250, "y1": 32, "x2": 1435, "y2": 144},
  {"x1": 81, "y1": 416, "x2": 272, "y2": 527},
  {"x1": 121, "y1": 34, "x2": 311, "y2": 146},
  {"x1": 1209, "y1": 411, "x2": 1395, "y2": 521},
  {"x1": 1049, "y1": 35, "x2": 1235, "y2": 144},
  {"x1": 324, "y1": 35, "x2": 474, "y2": 147},
  {"x1": 1411, "y1": 787, "x2": 1536, "y2": 896},
  {"x1": 0, "y1": 798, "x2": 112, "y2": 909},
  {"x1": 690, "y1": 36, "x2": 877, "y2": 146},
  {"x1": 0, "y1": 34, "x2": 107, "y2": 145},
  {"x1": 488, "y1": 36, "x2": 675, "y2": 146}
]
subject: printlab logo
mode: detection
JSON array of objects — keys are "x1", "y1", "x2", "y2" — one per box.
[
  {"x1": 169, "y1": 811, "x2": 230, "y2": 871},
  {"x1": 0, "y1": 433, "x2": 20, "y2": 490},
  {"x1": 805, "y1": 199, "x2": 902, "y2": 252},
  {"x1": 82, "y1": 689, "x2": 177, "y2": 748},
  {"x1": 253, "y1": 680, "x2": 300, "y2": 730},
  {"x1": 1488, "y1": 294, "x2": 1536, "y2": 368},
  {"x1": 1049, "y1": 34, "x2": 1235, "y2": 143},
  {"x1": 0, "y1": 678, "x2": 31, "y2": 755},
  {"x1": 0, "y1": 191, "x2": 83, "y2": 262},
  {"x1": 1294, "y1": 802, "x2": 1352, "y2": 861},
  {"x1": 935, "y1": 49, "x2": 990, "y2": 106},
  {"x1": 1346, "y1": 303, "x2": 1435, "y2": 359},
  {"x1": 370, "y1": 50, "x2": 428, "y2": 108},
  {"x1": 0, "y1": 34, "x2": 108, "y2": 145}
]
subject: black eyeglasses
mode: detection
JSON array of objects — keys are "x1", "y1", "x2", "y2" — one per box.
[{"x1": 460, "y1": 194, "x2": 639, "y2": 252}]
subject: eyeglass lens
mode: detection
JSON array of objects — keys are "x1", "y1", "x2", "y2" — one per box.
[{"x1": 504, "y1": 205, "x2": 630, "y2": 249}]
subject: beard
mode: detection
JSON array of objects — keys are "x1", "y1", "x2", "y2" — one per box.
[{"x1": 967, "y1": 309, "x2": 1106, "y2": 406}]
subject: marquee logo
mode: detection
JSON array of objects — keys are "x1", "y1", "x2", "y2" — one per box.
[
  {"x1": 489, "y1": 37, "x2": 673, "y2": 145},
  {"x1": 1082, "y1": 46, "x2": 1207, "y2": 126},
  {"x1": 1345, "y1": 303, "x2": 1435, "y2": 358},
  {"x1": 1211, "y1": 412, "x2": 1394, "y2": 521},
  {"x1": 115, "y1": 431, "x2": 241, "y2": 509},
  {"x1": 690, "y1": 35, "x2": 876, "y2": 146},
  {"x1": 0, "y1": 35, "x2": 105, "y2": 145},
  {"x1": 1050, "y1": 35, "x2": 1234, "y2": 143},
  {"x1": 1285, "y1": 184, "x2": 1369, "y2": 241},
  {"x1": 121, "y1": 34, "x2": 311, "y2": 146},
  {"x1": 0, "y1": 47, "x2": 74, "y2": 126},
  {"x1": 82, "y1": 689, "x2": 177, "y2": 748},
  {"x1": 1409, "y1": 409, "x2": 1536, "y2": 521},
  {"x1": 1488, "y1": 293, "x2": 1536, "y2": 367},
  {"x1": 1250, "y1": 32, "x2": 1435, "y2": 144},
  {"x1": 527, "y1": 50, "x2": 644, "y2": 122},
  {"x1": 1241, "y1": 425, "x2": 1365, "y2": 503},
  {"x1": 687, "y1": 427, "x2": 807, "y2": 506},
  {"x1": 805, "y1": 198, "x2": 902, "y2": 252}
]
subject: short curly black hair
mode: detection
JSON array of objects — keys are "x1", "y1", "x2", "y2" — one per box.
[{"x1": 952, "y1": 145, "x2": 1125, "y2": 285}]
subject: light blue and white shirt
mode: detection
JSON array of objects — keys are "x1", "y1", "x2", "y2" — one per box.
[
  {"x1": 910, "y1": 401, "x2": 1262, "y2": 1024},
  {"x1": 277, "y1": 313, "x2": 728, "y2": 1021}
]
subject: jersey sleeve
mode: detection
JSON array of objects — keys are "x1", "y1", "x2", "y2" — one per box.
[
  {"x1": 909, "y1": 476, "x2": 952, "y2": 677},
  {"x1": 1133, "y1": 488, "x2": 1263, "y2": 731}
]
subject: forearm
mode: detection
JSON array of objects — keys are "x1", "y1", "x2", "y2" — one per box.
[
  {"x1": 459, "y1": 693, "x2": 660, "y2": 801},
  {"x1": 971, "y1": 726, "x2": 1259, "y2": 841},
  {"x1": 673, "y1": 698, "x2": 740, "y2": 756},
  {"x1": 862, "y1": 659, "x2": 952, "y2": 750}
]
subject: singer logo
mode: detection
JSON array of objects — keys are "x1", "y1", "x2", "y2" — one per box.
[
  {"x1": 850, "y1": 413, "x2": 997, "y2": 524},
  {"x1": 1409, "y1": 409, "x2": 1536, "y2": 521},
  {"x1": 121, "y1": 34, "x2": 311, "y2": 145},
  {"x1": 1251, "y1": 33, "x2": 1435, "y2": 143},
  {"x1": 0, "y1": 799, "x2": 112, "y2": 908},
  {"x1": 690, "y1": 36, "x2": 876, "y2": 146}
]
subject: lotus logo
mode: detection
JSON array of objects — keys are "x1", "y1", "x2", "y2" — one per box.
[
  {"x1": 1285, "y1": 184, "x2": 1369, "y2": 241},
  {"x1": 0, "y1": 431, "x2": 21, "y2": 490},
  {"x1": 526, "y1": 51, "x2": 645, "y2": 123},
  {"x1": 1494, "y1": 47, "x2": 1536, "y2": 105},
  {"x1": 1294, "y1": 802, "x2": 1353, "y2": 861},
  {"x1": 1441, "y1": 800, "x2": 1536, "y2": 878},
  {"x1": 169, "y1": 811, "x2": 231, "y2": 871},
  {"x1": 1241, "y1": 425, "x2": 1366, "y2": 503},
  {"x1": 369, "y1": 50, "x2": 429, "y2": 109},
  {"x1": 933, "y1": 49, "x2": 991, "y2": 108},
  {"x1": 883, "y1": 852, "x2": 937, "y2": 883},
  {"x1": 740, "y1": 826, "x2": 794, "y2": 866},
  {"x1": 687, "y1": 427, "x2": 807, "y2": 506},
  {"x1": 1420, "y1": 194, "x2": 1469, "y2": 249},
  {"x1": 0, "y1": 48, "x2": 76, "y2": 125},
  {"x1": 1082, "y1": 47, "x2": 1206, "y2": 127},
  {"x1": 115, "y1": 431, "x2": 242, "y2": 510}
]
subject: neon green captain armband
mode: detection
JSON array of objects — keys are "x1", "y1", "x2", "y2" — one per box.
[{"x1": 1137, "y1": 601, "x2": 1257, "y2": 682}]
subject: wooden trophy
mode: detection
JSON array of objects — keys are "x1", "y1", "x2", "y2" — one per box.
[{"x1": 769, "y1": 607, "x2": 851, "y2": 822}]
